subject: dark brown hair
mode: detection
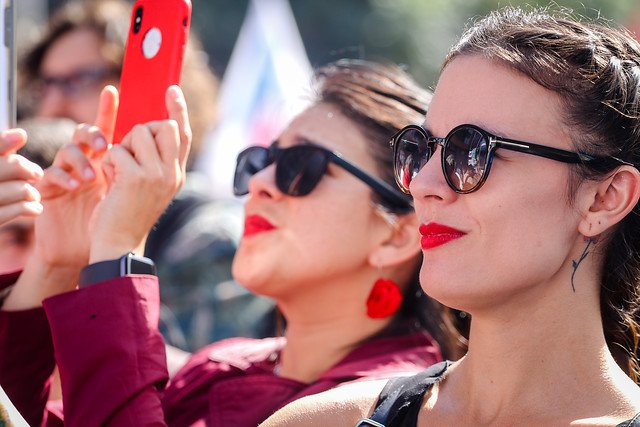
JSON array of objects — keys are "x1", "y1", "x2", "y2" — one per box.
[
  {"x1": 312, "y1": 59, "x2": 467, "y2": 360},
  {"x1": 444, "y1": 7, "x2": 640, "y2": 380}
]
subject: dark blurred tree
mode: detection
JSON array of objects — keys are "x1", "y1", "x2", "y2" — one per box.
[
  {"x1": 50, "y1": 0, "x2": 639, "y2": 88},
  {"x1": 362, "y1": 0, "x2": 638, "y2": 87}
]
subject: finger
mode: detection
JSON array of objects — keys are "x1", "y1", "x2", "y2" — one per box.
[
  {"x1": 37, "y1": 166, "x2": 81, "y2": 197},
  {"x1": 0, "y1": 154, "x2": 44, "y2": 182},
  {"x1": 102, "y1": 144, "x2": 141, "y2": 178},
  {"x1": 127, "y1": 124, "x2": 164, "y2": 173},
  {"x1": 0, "y1": 200, "x2": 43, "y2": 225},
  {"x1": 0, "y1": 129, "x2": 27, "y2": 155},
  {"x1": 72, "y1": 124, "x2": 109, "y2": 159},
  {"x1": 94, "y1": 86, "x2": 119, "y2": 144},
  {"x1": 165, "y1": 86, "x2": 191, "y2": 169},
  {"x1": 138, "y1": 120, "x2": 180, "y2": 168},
  {"x1": 53, "y1": 144, "x2": 97, "y2": 183},
  {"x1": 0, "y1": 180, "x2": 41, "y2": 205}
]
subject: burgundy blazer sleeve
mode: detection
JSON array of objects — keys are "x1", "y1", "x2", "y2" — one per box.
[
  {"x1": 0, "y1": 304, "x2": 55, "y2": 427},
  {"x1": 43, "y1": 275, "x2": 169, "y2": 427}
]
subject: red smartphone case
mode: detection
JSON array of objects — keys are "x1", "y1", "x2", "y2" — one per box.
[{"x1": 113, "y1": 0, "x2": 191, "y2": 144}]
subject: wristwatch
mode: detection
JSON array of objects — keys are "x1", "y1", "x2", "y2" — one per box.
[{"x1": 79, "y1": 252, "x2": 157, "y2": 287}]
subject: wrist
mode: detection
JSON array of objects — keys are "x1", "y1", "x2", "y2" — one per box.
[
  {"x1": 3, "y1": 257, "x2": 81, "y2": 310},
  {"x1": 80, "y1": 253, "x2": 156, "y2": 287},
  {"x1": 89, "y1": 237, "x2": 147, "y2": 264}
]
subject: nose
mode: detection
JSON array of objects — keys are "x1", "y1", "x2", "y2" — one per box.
[
  {"x1": 409, "y1": 145, "x2": 457, "y2": 205},
  {"x1": 247, "y1": 163, "x2": 284, "y2": 200}
]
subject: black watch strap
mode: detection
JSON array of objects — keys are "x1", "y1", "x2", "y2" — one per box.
[{"x1": 79, "y1": 253, "x2": 157, "y2": 287}]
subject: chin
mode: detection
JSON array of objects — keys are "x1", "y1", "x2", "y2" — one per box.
[
  {"x1": 420, "y1": 274, "x2": 470, "y2": 311},
  {"x1": 231, "y1": 260, "x2": 271, "y2": 298}
]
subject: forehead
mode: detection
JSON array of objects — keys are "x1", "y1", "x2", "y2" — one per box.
[
  {"x1": 280, "y1": 102, "x2": 373, "y2": 164},
  {"x1": 425, "y1": 55, "x2": 569, "y2": 146},
  {"x1": 40, "y1": 28, "x2": 108, "y2": 75}
]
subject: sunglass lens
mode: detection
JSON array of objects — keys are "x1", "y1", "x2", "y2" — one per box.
[
  {"x1": 233, "y1": 146, "x2": 270, "y2": 195},
  {"x1": 394, "y1": 128, "x2": 431, "y2": 194},
  {"x1": 443, "y1": 127, "x2": 489, "y2": 192},
  {"x1": 277, "y1": 146, "x2": 329, "y2": 196}
]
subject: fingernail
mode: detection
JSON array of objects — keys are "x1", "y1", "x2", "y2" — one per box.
[
  {"x1": 25, "y1": 183, "x2": 41, "y2": 201},
  {"x1": 25, "y1": 201, "x2": 43, "y2": 214},
  {"x1": 69, "y1": 178, "x2": 80, "y2": 189},
  {"x1": 83, "y1": 167, "x2": 95, "y2": 180},
  {"x1": 168, "y1": 85, "x2": 182, "y2": 101},
  {"x1": 94, "y1": 136, "x2": 107, "y2": 150},
  {"x1": 30, "y1": 162, "x2": 44, "y2": 178}
]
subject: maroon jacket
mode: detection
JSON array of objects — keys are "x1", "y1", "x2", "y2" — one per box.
[{"x1": 0, "y1": 272, "x2": 441, "y2": 426}]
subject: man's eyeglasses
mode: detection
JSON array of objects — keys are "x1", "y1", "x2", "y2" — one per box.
[
  {"x1": 390, "y1": 123, "x2": 634, "y2": 194},
  {"x1": 234, "y1": 142, "x2": 413, "y2": 212},
  {"x1": 36, "y1": 67, "x2": 118, "y2": 97}
]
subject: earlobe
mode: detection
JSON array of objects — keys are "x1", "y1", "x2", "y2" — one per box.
[
  {"x1": 368, "y1": 212, "x2": 421, "y2": 268},
  {"x1": 578, "y1": 166, "x2": 640, "y2": 237}
]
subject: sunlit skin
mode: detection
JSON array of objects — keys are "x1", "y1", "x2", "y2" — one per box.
[
  {"x1": 409, "y1": 55, "x2": 640, "y2": 425},
  {"x1": 412, "y1": 55, "x2": 583, "y2": 316},
  {"x1": 257, "y1": 55, "x2": 640, "y2": 427},
  {"x1": 232, "y1": 101, "x2": 420, "y2": 382},
  {"x1": 232, "y1": 102, "x2": 399, "y2": 310},
  {"x1": 37, "y1": 29, "x2": 119, "y2": 124}
]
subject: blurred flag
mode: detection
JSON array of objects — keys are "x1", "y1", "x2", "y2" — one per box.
[{"x1": 196, "y1": 0, "x2": 313, "y2": 199}]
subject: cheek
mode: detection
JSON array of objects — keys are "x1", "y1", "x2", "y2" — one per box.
[
  {"x1": 233, "y1": 195, "x2": 376, "y2": 294},
  {"x1": 420, "y1": 177, "x2": 579, "y2": 309}
]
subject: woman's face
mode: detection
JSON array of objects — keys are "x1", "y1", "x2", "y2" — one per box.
[
  {"x1": 36, "y1": 29, "x2": 118, "y2": 124},
  {"x1": 411, "y1": 55, "x2": 584, "y2": 313},
  {"x1": 232, "y1": 102, "x2": 391, "y2": 300}
]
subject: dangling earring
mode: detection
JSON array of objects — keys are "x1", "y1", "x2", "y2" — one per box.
[{"x1": 366, "y1": 267, "x2": 403, "y2": 319}]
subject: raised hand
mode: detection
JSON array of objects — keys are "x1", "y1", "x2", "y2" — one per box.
[
  {"x1": 33, "y1": 87, "x2": 118, "y2": 269},
  {"x1": 3, "y1": 87, "x2": 117, "y2": 309},
  {"x1": 89, "y1": 85, "x2": 192, "y2": 262},
  {"x1": 0, "y1": 129, "x2": 44, "y2": 225}
]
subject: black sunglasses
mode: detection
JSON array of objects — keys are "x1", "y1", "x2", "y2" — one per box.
[
  {"x1": 390, "y1": 123, "x2": 634, "y2": 194},
  {"x1": 234, "y1": 142, "x2": 413, "y2": 212}
]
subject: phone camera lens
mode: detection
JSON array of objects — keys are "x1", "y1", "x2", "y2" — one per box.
[{"x1": 133, "y1": 6, "x2": 143, "y2": 34}]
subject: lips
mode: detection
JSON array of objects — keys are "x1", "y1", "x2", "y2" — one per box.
[
  {"x1": 419, "y1": 222, "x2": 466, "y2": 250},
  {"x1": 243, "y1": 214, "x2": 276, "y2": 238}
]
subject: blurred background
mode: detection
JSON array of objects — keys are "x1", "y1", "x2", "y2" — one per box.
[
  {"x1": 19, "y1": 0, "x2": 640, "y2": 88},
  {"x1": 9, "y1": 0, "x2": 640, "y2": 352},
  {"x1": 15, "y1": 0, "x2": 640, "y2": 198}
]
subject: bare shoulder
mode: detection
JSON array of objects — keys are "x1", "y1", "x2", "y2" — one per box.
[{"x1": 260, "y1": 378, "x2": 388, "y2": 427}]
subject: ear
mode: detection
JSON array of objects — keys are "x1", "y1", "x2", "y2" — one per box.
[
  {"x1": 578, "y1": 166, "x2": 640, "y2": 237},
  {"x1": 368, "y1": 211, "x2": 421, "y2": 269}
]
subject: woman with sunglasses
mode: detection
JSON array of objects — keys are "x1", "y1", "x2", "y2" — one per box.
[
  {"x1": 0, "y1": 61, "x2": 463, "y2": 426},
  {"x1": 262, "y1": 8, "x2": 640, "y2": 427}
]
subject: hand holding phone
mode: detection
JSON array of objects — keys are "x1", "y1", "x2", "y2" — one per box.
[{"x1": 113, "y1": 0, "x2": 191, "y2": 144}]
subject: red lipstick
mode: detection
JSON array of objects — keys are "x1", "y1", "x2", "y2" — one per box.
[
  {"x1": 243, "y1": 214, "x2": 276, "y2": 238},
  {"x1": 419, "y1": 222, "x2": 465, "y2": 250}
]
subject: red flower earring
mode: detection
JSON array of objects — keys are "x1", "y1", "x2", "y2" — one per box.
[{"x1": 366, "y1": 278, "x2": 403, "y2": 319}]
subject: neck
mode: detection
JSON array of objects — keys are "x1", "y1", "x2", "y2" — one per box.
[
  {"x1": 441, "y1": 255, "x2": 639, "y2": 423},
  {"x1": 276, "y1": 271, "x2": 392, "y2": 383}
]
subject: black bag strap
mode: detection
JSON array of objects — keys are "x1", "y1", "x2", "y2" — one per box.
[
  {"x1": 618, "y1": 412, "x2": 640, "y2": 427},
  {"x1": 358, "y1": 361, "x2": 451, "y2": 427}
]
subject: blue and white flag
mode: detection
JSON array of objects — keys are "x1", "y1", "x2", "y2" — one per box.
[{"x1": 196, "y1": 0, "x2": 313, "y2": 198}]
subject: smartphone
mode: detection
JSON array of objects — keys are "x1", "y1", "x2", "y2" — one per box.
[
  {"x1": 0, "y1": 0, "x2": 15, "y2": 131},
  {"x1": 113, "y1": 0, "x2": 191, "y2": 144}
]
